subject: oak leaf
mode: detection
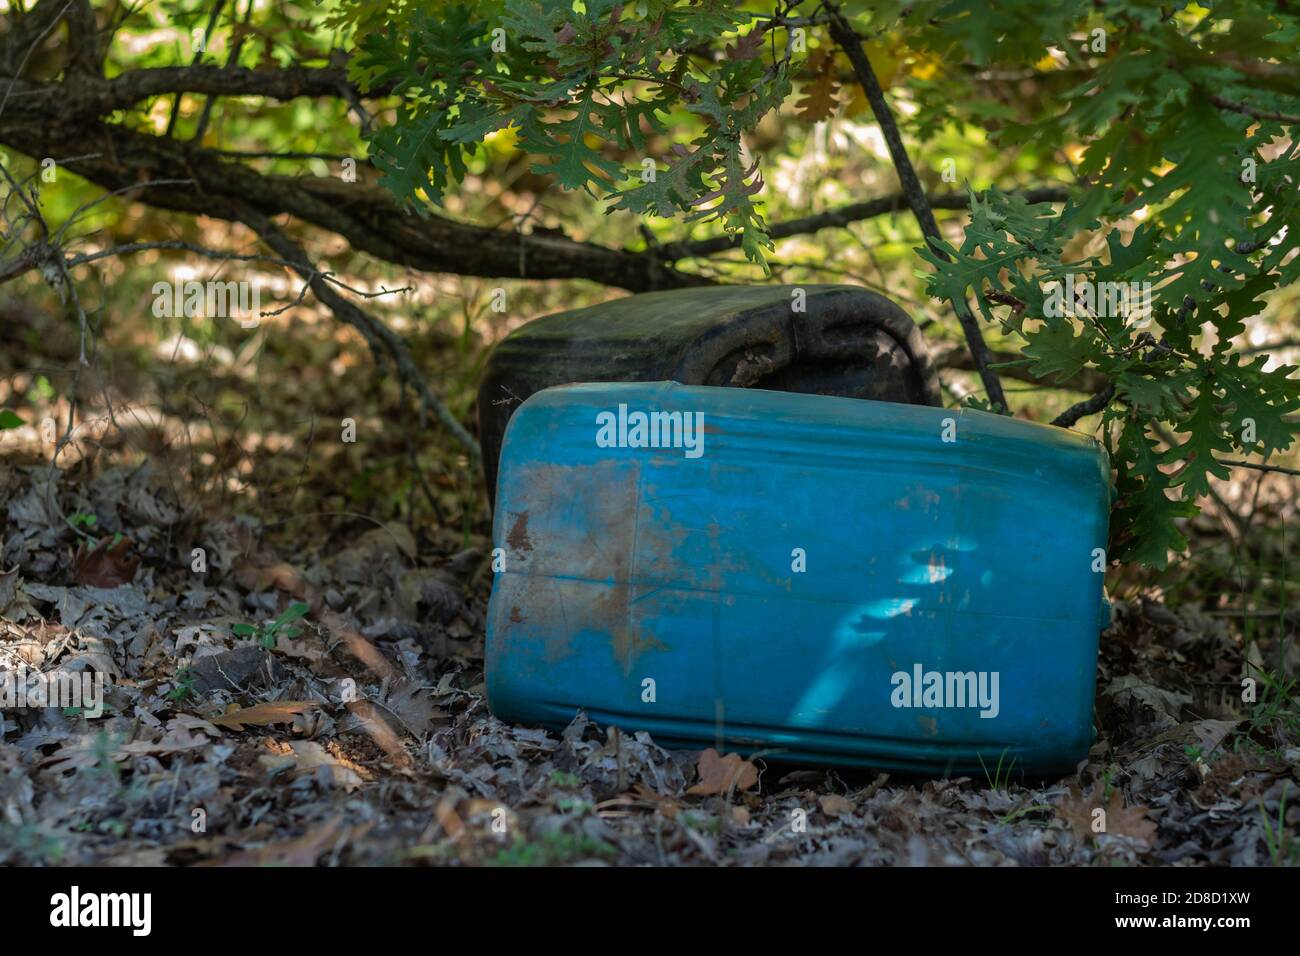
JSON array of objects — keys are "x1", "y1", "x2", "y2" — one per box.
[
  {"x1": 72, "y1": 536, "x2": 140, "y2": 587},
  {"x1": 795, "y1": 49, "x2": 840, "y2": 123},
  {"x1": 687, "y1": 748, "x2": 759, "y2": 796},
  {"x1": 1055, "y1": 782, "x2": 1157, "y2": 847}
]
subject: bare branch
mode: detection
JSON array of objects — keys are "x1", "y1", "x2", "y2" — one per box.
[
  {"x1": 658, "y1": 187, "x2": 1069, "y2": 260},
  {"x1": 1220, "y1": 459, "x2": 1300, "y2": 477},
  {"x1": 0, "y1": 117, "x2": 710, "y2": 291},
  {"x1": 827, "y1": 5, "x2": 1008, "y2": 412},
  {"x1": 236, "y1": 205, "x2": 482, "y2": 462},
  {"x1": 1051, "y1": 383, "x2": 1116, "y2": 428},
  {"x1": 1209, "y1": 93, "x2": 1300, "y2": 125}
]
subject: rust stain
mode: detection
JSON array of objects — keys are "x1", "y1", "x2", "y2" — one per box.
[
  {"x1": 506, "y1": 510, "x2": 532, "y2": 552},
  {"x1": 501, "y1": 459, "x2": 671, "y2": 674}
]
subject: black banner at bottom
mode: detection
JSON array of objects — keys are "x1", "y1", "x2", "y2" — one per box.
[{"x1": 1, "y1": 864, "x2": 1281, "y2": 942}]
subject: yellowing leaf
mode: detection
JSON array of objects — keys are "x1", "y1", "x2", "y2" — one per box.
[
  {"x1": 1034, "y1": 51, "x2": 1062, "y2": 72},
  {"x1": 908, "y1": 51, "x2": 941, "y2": 82},
  {"x1": 863, "y1": 40, "x2": 900, "y2": 88}
]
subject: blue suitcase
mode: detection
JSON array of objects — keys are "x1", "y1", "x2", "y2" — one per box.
[{"x1": 485, "y1": 382, "x2": 1111, "y2": 774}]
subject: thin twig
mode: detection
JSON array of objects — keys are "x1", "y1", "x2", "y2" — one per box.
[
  {"x1": 1208, "y1": 94, "x2": 1300, "y2": 126},
  {"x1": 1222, "y1": 459, "x2": 1300, "y2": 478},
  {"x1": 165, "y1": 0, "x2": 228, "y2": 137},
  {"x1": 237, "y1": 206, "x2": 481, "y2": 463},
  {"x1": 1051, "y1": 383, "x2": 1116, "y2": 428}
]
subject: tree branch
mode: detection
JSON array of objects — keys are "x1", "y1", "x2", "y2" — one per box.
[
  {"x1": 1208, "y1": 94, "x2": 1300, "y2": 126},
  {"x1": 1051, "y1": 383, "x2": 1116, "y2": 428},
  {"x1": 827, "y1": 5, "x2": 1008, "y2": 412},
  {"x1": 929, "y1": 340, "x2": 1109, "y2": 394},
  {"x1": 0, "y1": 115, "x2": 710, "y2": 291},
  {"x1": 1221, "y1": 459, "x2": 1300, "y2": 478},
  {"x1": 4, "y1": 65, "x2": 381, "y2": 119},
  {"x1": 657, "y1": 186, "x2": 1069, "y2": 260}
]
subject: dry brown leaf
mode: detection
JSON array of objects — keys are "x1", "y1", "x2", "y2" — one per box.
[
  {"x1": 211, "y1": 817, "x2": 373, "y2": 866},
  {"x1": 346, "y1": 699, "x2": 412, "y2": 767},
  {"x1": 432, "y1": 787, "x2": 469, "y2": 843},
  {"x1": 319, "y1": 609, "x2": 395, "y2": 679},
  {"x1": 209, "y1": 700, "x2": 320, "y2": 731},
  {"x1": 687, "y1": 748, "x2": 759, "y2": 796},
  {"x1": 724, "y1": 27, "x2": 765, "y2": 61},
  {"x1": 819, "y1": 793, "x2": 855, "y2": 817},
  {"x1": 259, "y1": 740, "x2": 366, "y2": 791},
  {"x1": 1055, "y1": 782, "x2": 1157, "y2": 847},
  {"x1": 72, "y1": 536, "x2": 140, "y2": 587},
  {"x1": 237, "y1": 561, "x2": 320, "y2": 605},
  {"x1": 794, "y1": 48, "x2": 840, "y2": 123},
  {"x1": 632, "y1": 782, "x2": 683, "y2": 819}
]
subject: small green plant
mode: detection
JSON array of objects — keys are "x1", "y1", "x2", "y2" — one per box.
[
  {"x1": 554, "y1": 797, "x2": 594, "y2": 814},
  {"x1": 0, "y1": 823, "x2": 65, "y2": 864},
  {"x1": 66, "y1": 513, "x2": 125, "y2": 550},
  {"x1": 1260, "y1": 782, "x2": 1294, "y2": 866},
  {"x1": 1236, "y1": 669, "x2": 1300, "y2": 756},
  {"x1": 233, "y1": 602, "x2": 311, "y2": 650},
  {"x1": 167, "y1": 667, "x2": 196, "y2": 703},
  {"x1": 999, "y1": 802, "x2": 1053, "y2": 826},
  {"x1": 25, "y1": 376, "x2": 55, "y2": 405},
  {"x1": 548, "y1": 770, "x2": 582, "y2": 789},
  {"x1": 0, "y1": 409, "x2": 22, "y2": 430},
  {"x1": 977, "y1": 748, "x2": 1021, "y2": 792},
  {"x1": 1098, "y1": 766, "x2": 1118, "y2": 801},
  {"x1": 487, "y1": 832, "x2": 615, "y2": 867}
]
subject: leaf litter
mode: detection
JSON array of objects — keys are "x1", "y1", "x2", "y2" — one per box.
[{"x1": 0, "y1": 460, "x2": 1297, "y2": 867}]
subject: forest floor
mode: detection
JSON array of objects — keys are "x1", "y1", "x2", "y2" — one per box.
[{"x1": 1, "y1": 293, "x2": 1298, "y2": 867}]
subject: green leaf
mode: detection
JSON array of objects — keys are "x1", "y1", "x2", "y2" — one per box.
[
  {"x1": 1216, "y1": 354, "x2": 1300, "y2": 456},
  {"x1": 520, "y1": 91, "x2": 626, "y2": 194},
  {"x1": 1164, "y1": 380, "x2": 1234, "y2": 499},
  {"x1": 275, "y1": 602, "x2": 312, "y2": 628},
  {"x1": 1111, "y1": 421, "x2": 1197, "y2": 569}
]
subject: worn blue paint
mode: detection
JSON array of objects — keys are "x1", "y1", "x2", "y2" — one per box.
[{"x1": 486, "y1": 382, "x2": 1111, "y2": 774}]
